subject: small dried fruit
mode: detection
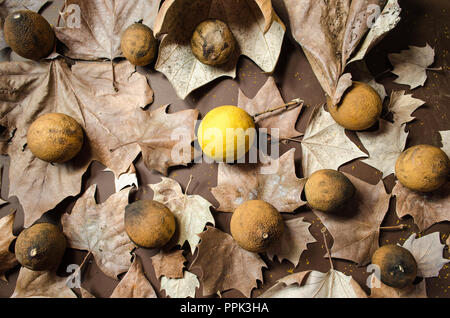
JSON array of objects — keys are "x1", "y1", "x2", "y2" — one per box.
[
  {"x1": 190, "y1": 19, "x2": 235, "y2": 66},
  {"x1": 304, "y1": 169, "x2": 355, "y2": 212},
  {"x1": 15, "y1": 223, "x2": 66, "y2": 271},
  {"x1": 4, "y1": 10, "x2": 55, "y2": 60},
  {"x1": 230, "y1": 200, "x2": 284, "y2": 253},
  {"x1": 121, "y1": 23, "x2": 158, "y2": 66},
  {"x1": 27, "y1": 113, "x2": 84, "y2": 163},
  {"x1": 327, "y1": 82, "x2": 382, "y2": 131},
  {"x1": 371, "y1": 244, "x2": 417, "y2": 289},
  {"x1": 124, "y1": 200, "x2": 176, "y2": 249},
  {"x1": 395, "y1": 144, "x2": 449, "y2": 192}
]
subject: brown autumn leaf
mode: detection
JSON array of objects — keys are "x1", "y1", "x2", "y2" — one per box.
[
  {"x1": 266, "y1": 217, "x2": 316, "y2": 267},
  {"x1": 211, "y1": 148, "x2": 306, "y2": 213},
  {"x1": 151, "y1": 249, "x2": 186, "y2": 280},
  {"x1": 283, "y1": 0, "x2": 401, "y2": 104},
  {"x1": 11, "y1": 267, "x2": 77, "y2": 298},
  {"x1": 392, "y1": 181, "x2": 450, "y2": 232},
  {"x1": 110, "y1": 255, "x2": 157, "y2": 298},
  {"x1": 0, "y1": 212, "x2": 17, "y2": 281},
  {"x1": 153, "y1": 0, "x2": 285, "y2": 99},
  {"x1": 369, "y1": 275, "x2": 427, "y2": 298},
  {"x1": 314, "y1": 173, "x2": 391, "y2": 265},
  {"x1": 190, "y1": 226, "x2": 266, "y2": 298},
  {"x1": 55, "y1": 0, "x2": 161, "y2": 61},
  {"x1": 0, "y1": 59, "x2": 152, "y2": 227},
  {"x1": 61, "y1": 185, "x2": 134, "y2": 279},
  {"x1": 238, "y1": 77, "x2": 303, "y2": 139}
]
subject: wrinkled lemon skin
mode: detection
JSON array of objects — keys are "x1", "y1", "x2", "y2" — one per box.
[
  {"x1": 230, "y1": 200, "x2": 284, "y2": 253},
  {"x1": 198, "y1": 105, "x2": 255, "y2": 162},
  {"x1": 395, "y1": 144, "x2": 449, "y2": 192},
  {"x1": 121, "y1": 23, "x2": 157, "y2": 66},
  {"x1": 327, "y1": 81, "x2": 382, "y2": 131},
  {"x1": 27, "y1": 113, "x2": 84, "y2": 163}
]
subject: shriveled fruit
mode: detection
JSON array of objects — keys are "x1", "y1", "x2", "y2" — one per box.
[
  {"x1": 120, "y1": 23, "x2": 158, "y2": 66},
  {"x1": 15, "y1": 223, "x2": 66, "y2": 271},
  {"x1": 124, "y1": 200, "x2": 176, "y2": 249},
  {"x1": 27, "y1": 113, "x2": 84, "y2": 163},
  {"x1": 304, "y1": 169, "x2": 355, "y2": 212},
  {"x1": 190, "y1": 19, "x2": 235, "y2": 66},
  {"x1": 395, "y1": 144, "x2": 449, "y2": 192},
  {"x1": 371, "y1": 245, "x2": 417, "y2": 289},
  {"x1": 197, "y1": 105, "x2": 255, "y2": 162},
  {"x1": 327, "y1": 81, "x2": 382, "y2": 131},
  {"x1": 230, "y1": 200, "x2": 284, "y2": 253},
  {"x1": 4, "y1": 10, "x2": 55, "y2": 61}
]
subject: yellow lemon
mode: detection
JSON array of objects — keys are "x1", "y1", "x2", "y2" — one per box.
[{"x1": 198, "y1": 105, "x2": 255, "y2": 162}]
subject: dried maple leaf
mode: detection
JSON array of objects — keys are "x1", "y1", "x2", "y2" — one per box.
[
  {"x1": 110, "y1": 255, "x2": 157, "y2": 298},
  {"x1": 387, "y1": 91, "x2": 425, "y2": 125},
  {"x1": 151, "y1": 249, "x2": 186, "y2": 279},
  {"x1": 211, "y1": 148, "x2": 306, "y2": 213},
  {"x1": 238, "y1": 77, "x2": 303, "y2": 139},
  {"x1": 55, "y1": 0, "x2": 161, "y2": 61},
  {"x1": 11, "y1": 267, "x2": 77, "y2": 298},
  {"x1": 259, "y1": 270, "x2": 367, "y2": 298},
  {"x1": 160, "y1": 271, "x2": 199, "y2": 298},
  {"x1": 439, "y1": 130, "x2": 450, "y2": 157},
  {"x1": 388, "y1": 43, "x2": 440, "y2": 89},
  {"x1": 149, "y1": 177, "x2": 214, "y2": 254},
  {"x1": 392, "y1": 181, "x2": 450, "y2": 232},
  {"x1": 61, "y1": 185, "x2": 134, "y2": 279},
  {"x1": 357, "y1": 119, "x2": 409, "y2": 178},
  {"x1": 266, "y1": 217, "x2": 315, "y2": 267},
  {"x1": 368, "y1": 275, "x2": 427, "y2": 298},
  {"x1": 314, "y1": 174, "x2": 391, "y2": 265},
  {"x1": 401, "y1": 232, "x2": 449, "y2": 278},
  {"x1": 190, "y1": 226, "x2": 266, "y2": 298},
  {"x1": 103, "y1": 164, "x2": 138, "y2": 193},
  {"x1": 301, "y1": 105, "x2": 366, "y2": 177},
  {"x1": 0, "y1": 212, "x2": 17, "y2": 281},
  {"x1": 283, "y1": 0, "x2": 401, "y2": 104},
  {"x1": 153, "y1": 0, "x2": 285, "y2": 99}
]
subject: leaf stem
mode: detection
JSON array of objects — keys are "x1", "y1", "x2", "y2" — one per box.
[
  {"x1": 380, "y1": 224, "x2": 407, "y2": 231},
  {"x1": 321, "y1": 227, "x2": 334, "y2": 270},
  {"x1": 183, "y1": 175, "x2": 193, "y2": 209},
  {"x1": 111, "y1": 60, "x2": 118, "y2": 92},
  {"x1": 252, "y1": 98, "x2": 304, "y2": 118},
  {"x1": 426, "y1": 67, "x2": 443, "y2": 71}
]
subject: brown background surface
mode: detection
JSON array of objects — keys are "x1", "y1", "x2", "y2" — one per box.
[{"x1": 0, "y1": 0, "x2": 449, "y2": 298}]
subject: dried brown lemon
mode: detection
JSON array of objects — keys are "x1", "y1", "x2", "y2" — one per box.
[
  {"x1": 327, "y1": 81, "x2": 382, "y2": 131},
  {"x1": 230, "y1": 200, "x2": 284, "y2": 253},
  {"x1": 190, "y1": 19, "x2": 235, "y2": 66},
  {"x1": 15, "y1": 223, "x2": 67, "y2": 271},
  {"x1": 121, "y1": 22, "x2": 158, "y2": 66},
  {"x1": 395, "y1": 144, "x2": 449, "y2": 192},
  {"x1": 27, "y1": 113, "x2": 84, "y2": 163},
  {"x1": 4, "y1": 10, "x2": 55, "y2": 61},
  {"x1": 124, "y1": 200, "x2": 176, "y2": 249}
]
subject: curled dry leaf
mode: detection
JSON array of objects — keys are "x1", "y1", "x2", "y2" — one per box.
[
  {"x1": 392, "y1": 181, "x2": 450, "y2": 232},
  {"x1": 151, "y1": 249, "x2": 186, "y2": 279},
  {"x1": 0, "y1": 212, "x2": 17, "y2": 281},
  {"x1": 283, "y1": 0, "x2": 401, "y2": 104},
  {"x1": 160, "y1": 271, "x2": 199, "y2": 298},
  {"x1": 190, "y1": 226, "x2": 266, "y2": 298},
  {"x1": 301, "y1": 105, "x2": 366, "y2": 178},
  {"x1": 211, "y1": 148, "x2": 306, "y2": 213},
  {"x1": 266, "y1": 217, "x2": 316, "y2": 267},
  {"x1": 11, "y1": 267, "x2": 77, "y2": 298},
  {"x1": 387, "y1": 91, "x2": 425, "y2": 125},
  {"x1": 400, "y1": 232, "x2": 449, "y2": 278},
  {"x1": 0, "y1": 59, "x2": 152, "y2": 227},
  {"x1": 368, "y1": 275, "x2": 427, "y2": 298},
  {"x1": 61, "y1": 185, "x2": 134, "y2": 279},
  {"x1": 357, "y1": 119, "x2": 409, "y2": 178},
  {"x1": 314, "y1": 174, "x2": 391, "y2": 265},
  {"x1": 149, "y1": 177, "x2": 214, "y2": 254},
  {"x1": 103, "y1": 164, "x2": 138, "y2": 193},
  {"x1": 238, "y1": 77, "x2": 303, "y2": 139},
  {"x1": 388, "y1": 43, "x2": 440, "y2": 89},
  {"x1": 259, "y1": 270, "x2": 367, "y2": 298},
  {"x1": 439, "y1": 130, "x2": 450, "y2": 157},
  {"x1": 153, "y1": 0, "x2": 285, "y2": 99},
  {"x1": 110, "y1": 255, "x2": 157, "y2": 298},
  {"x1": 55, "y1": 0, "x2": 161, "y2": 61}
]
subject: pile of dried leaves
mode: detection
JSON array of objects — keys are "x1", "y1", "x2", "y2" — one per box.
[{"x1": 0, "y1": 0, "x2": 448, "y2": 299}]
